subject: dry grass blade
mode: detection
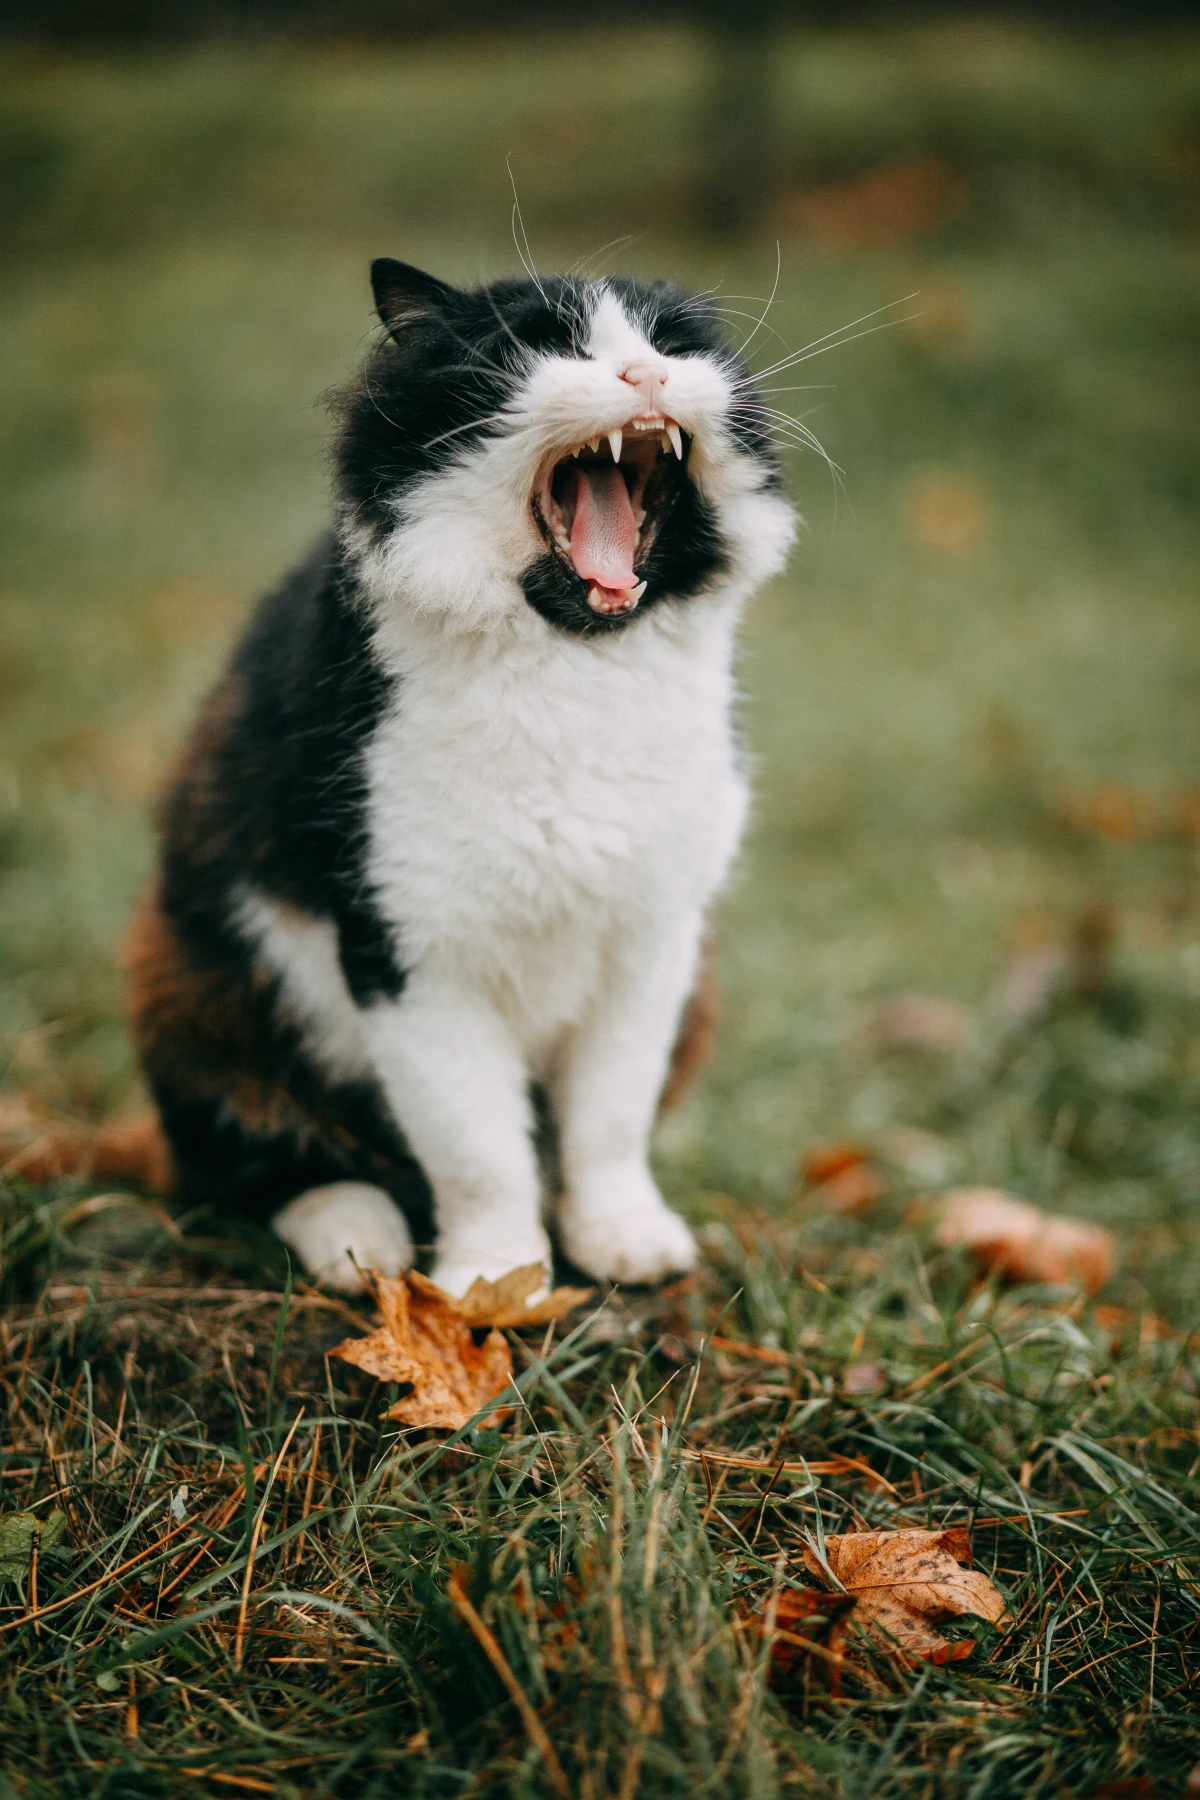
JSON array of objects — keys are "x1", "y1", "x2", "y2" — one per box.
[
  {"x1": 234, "y1": 1407, "x2": 305, "y2": 1671},
  {"x1": 446, "y1": 1564, "x2": 572, "y2": 1800},
  {"x1": 680, "y1": 1448, "x2": 898, "y2": 1493}
]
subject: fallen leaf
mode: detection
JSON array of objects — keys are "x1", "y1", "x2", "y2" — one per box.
[
  {"x1": 744, "y1": 1584, "x2": 857, "y2": 1689},
  {"x1": 801, "y1": 1527, "x2": 1009, "y2": 1663},
  {"x1": 800, "y1": 1142, "x2": 883, "y2": 1214},
  {"x1": 801, "y1": 1142, "x2": 870, "y2": 1187},
  {"x1": 0, "y1": 1509, "x2": 68, "y2": 1584},
  {"x1": 331, "y1": 1271, "x2": 512, "y2": 1431},
  {"x1": 457, "y1": 1263, "x2": 594, "y2": 1330},
  {"x1": 935, "y1": 1189, "x2": 1115, "y2": 1294}
]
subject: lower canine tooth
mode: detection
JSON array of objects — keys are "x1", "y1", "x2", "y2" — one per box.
[{"x1": 629, "y1": 580, "x2": 647, "y2": 602}]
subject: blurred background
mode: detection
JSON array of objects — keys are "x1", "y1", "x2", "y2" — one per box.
[{"x1": 2, "y1": 4, "x2": 1199, "y2": 1306}]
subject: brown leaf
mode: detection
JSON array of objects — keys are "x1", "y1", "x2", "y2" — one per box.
[
  {"x1": 457, "y1": 1263, "x2": 594, "y2": 1330},
  {"x1": 800, "y1": 1142, "x2": 883, "y2": 1214},
  {"x1": 935, "y1": 1189, "x2": 1115, "y2": 1294},
  {"x1": 746, "y1": 1585, "x2": 857, "y2": 1688},
  {"x1": 330, "y1": 1271, "x2": 512, "y2": 1431},
  {"x1": 802, "y1": 1527, "x2": 1009, "y2": 1663}
]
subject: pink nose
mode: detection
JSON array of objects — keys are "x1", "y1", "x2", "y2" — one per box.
[{"x1": 619, "y1": 360, "x2": 669, "y2": 414}]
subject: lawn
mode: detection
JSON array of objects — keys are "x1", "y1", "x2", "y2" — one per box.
[{"x1": 2, "y1": 18, "x2": 1200, "y2": 1797}]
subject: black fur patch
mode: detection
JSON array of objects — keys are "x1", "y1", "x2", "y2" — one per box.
[{"x1": 160, "y1": 536, "x2": 404, "y2": 1007}]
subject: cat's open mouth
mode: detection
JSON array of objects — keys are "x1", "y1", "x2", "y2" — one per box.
[{"x1": 532, "y1": 419, "x2": 690, "y2": 616}]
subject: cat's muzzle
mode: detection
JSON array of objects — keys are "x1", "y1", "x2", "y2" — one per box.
[{"x1": 532, "y1": 416, "x2": 690, "y2": 617}]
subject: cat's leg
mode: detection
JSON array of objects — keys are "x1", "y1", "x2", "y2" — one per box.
[
  {"x1": 361, "y1": 969, "x2": 549, "y2": 1296},
  {"x1": 273, "y1": 1183, "x2": 414, "y2": 1292},
  {"x1": 554, "y1": 914, "x2": 703, "y2": 1285}
]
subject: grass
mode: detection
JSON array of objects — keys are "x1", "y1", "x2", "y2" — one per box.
[{"x1": 2, "y1": 16, "x2": 1200, "y2": 1796}]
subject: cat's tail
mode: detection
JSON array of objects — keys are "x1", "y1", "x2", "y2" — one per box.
[{"x1": 0, "y1": 1100, "x2": 174, "y2": 1194}]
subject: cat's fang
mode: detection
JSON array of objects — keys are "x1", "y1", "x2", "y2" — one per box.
[
  {"x1": 607, "y1": 429, "x2": 623, "y2": 463},
  {"x1": 666, "y1": 423, "x2": 683, "y2": 459}
]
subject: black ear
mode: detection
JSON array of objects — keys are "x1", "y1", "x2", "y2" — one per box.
[{"x1": 370, "y1": 258, "x2": 455, "y2": 339}]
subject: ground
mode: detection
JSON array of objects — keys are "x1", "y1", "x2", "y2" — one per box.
[{"x1": 1, "y1": 19, "x2": 1200, "y2": 1797}]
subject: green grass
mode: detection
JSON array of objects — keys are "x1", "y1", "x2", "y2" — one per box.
[{"x1": 2, "y1": 19, "x2": 1200, "y2": 1796}]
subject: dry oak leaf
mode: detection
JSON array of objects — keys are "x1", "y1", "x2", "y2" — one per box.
[
  {"x1": 331, "y1": 1270, "x2": 513, "y2": 1431},
  {"x1": 935, "y1": 1188, "x2": 1115, "y2": 1294},
  {"x1": 802, "y1": 1527, "x2": 1009, "y2": 1664}
]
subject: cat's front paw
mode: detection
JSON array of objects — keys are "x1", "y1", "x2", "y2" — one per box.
[
  {"x1": 559, "y1": 1166, "x2": 697, "y2": 1286},
  {"x1": 272, "y1": 1182, "x2": 414, "y2": 1292},
  {"x1": 430, "y1": 1225, "x2": 552, "y2": 1300}
]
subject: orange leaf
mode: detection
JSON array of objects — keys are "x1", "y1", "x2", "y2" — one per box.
[
  {"x1": 802, "y1": 1527, "x2": 1009, "y2": 1663},
  {"x1": 801, "y1": 1142, "x2": 871, "y2": 1187},
  {"x1": 457, "y1": 1263, "x2": 595, "y2": 1330},
  {"x1": 800, "y1": 1142, "x2": 883, "y2": 1214},
  {"x1": 331, "y1": 1271, "x2": 512, "y2": 1431},
  {"x1": 935, "y1": 1189, "x2": 1115, "y2": 1294}
]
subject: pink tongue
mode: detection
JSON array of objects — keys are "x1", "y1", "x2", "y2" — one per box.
[{"x1": 566, "y1": 466, "x2": 637, "y2": 591}]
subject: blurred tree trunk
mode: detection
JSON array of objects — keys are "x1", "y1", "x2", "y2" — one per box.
[{"x1": 695, "y1": 0, "x2": 780, "y2": 235}]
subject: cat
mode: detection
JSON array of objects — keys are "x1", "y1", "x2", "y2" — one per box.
[{"x1": 123, "y1": 259, "x2": 795, "y2": 1296}]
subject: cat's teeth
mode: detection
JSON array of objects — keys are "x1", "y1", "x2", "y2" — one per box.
[
  {"x1": 629, "y1": 580, "x2": 647, "y2": 601},
  {"x1": 666, "y1": 423, "x2": 683, "y2": 459},
  {"x1": 660, "y1": 432, "x2": 672, "y2": 454},
  {"x1": 634, "y1": 507, "x2": 646, "y2": 525},
  {"x1": 588, "y1": 437, "x2": 600, "y2": 453},
  {"x1": 607, "y1": 428, "x2": 623, "y2": 463}
]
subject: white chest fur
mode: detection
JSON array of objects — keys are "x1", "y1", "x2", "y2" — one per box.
[{"x1": 363, "y1": 597, "x2": 747, "y2": 1058}]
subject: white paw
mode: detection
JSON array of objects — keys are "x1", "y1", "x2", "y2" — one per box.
[
  {"x1": 559, "y1": 1165, "x2": 697, "y2": 1286},
  {"x1": 272, "y1": 1183, "x2": 414, "y2": 1292},
  {"x1": 430, "y1": 1224, "x2": 552, "y2": 1299}
]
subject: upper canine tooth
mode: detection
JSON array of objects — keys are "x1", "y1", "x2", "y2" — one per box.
[
  {"x1": 667, "y1": 423, "x2": 683, "y2": 459},
  {"x1": 608, "y1": 428, "x2": 623, "y2": 463}
]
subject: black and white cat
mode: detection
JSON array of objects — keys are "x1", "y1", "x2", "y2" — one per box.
[{"x1": 127, "y1": 261, "x2": 794, "y2": 1296}]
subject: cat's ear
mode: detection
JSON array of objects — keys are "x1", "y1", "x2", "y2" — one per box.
[{"x1": 370, "y1": 259, "x2": 455, "y2": 340}]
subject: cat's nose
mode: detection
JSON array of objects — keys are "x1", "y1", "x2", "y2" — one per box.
[{"x1": 619, "y1": 360, "x2": 670, "y2": 417}]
